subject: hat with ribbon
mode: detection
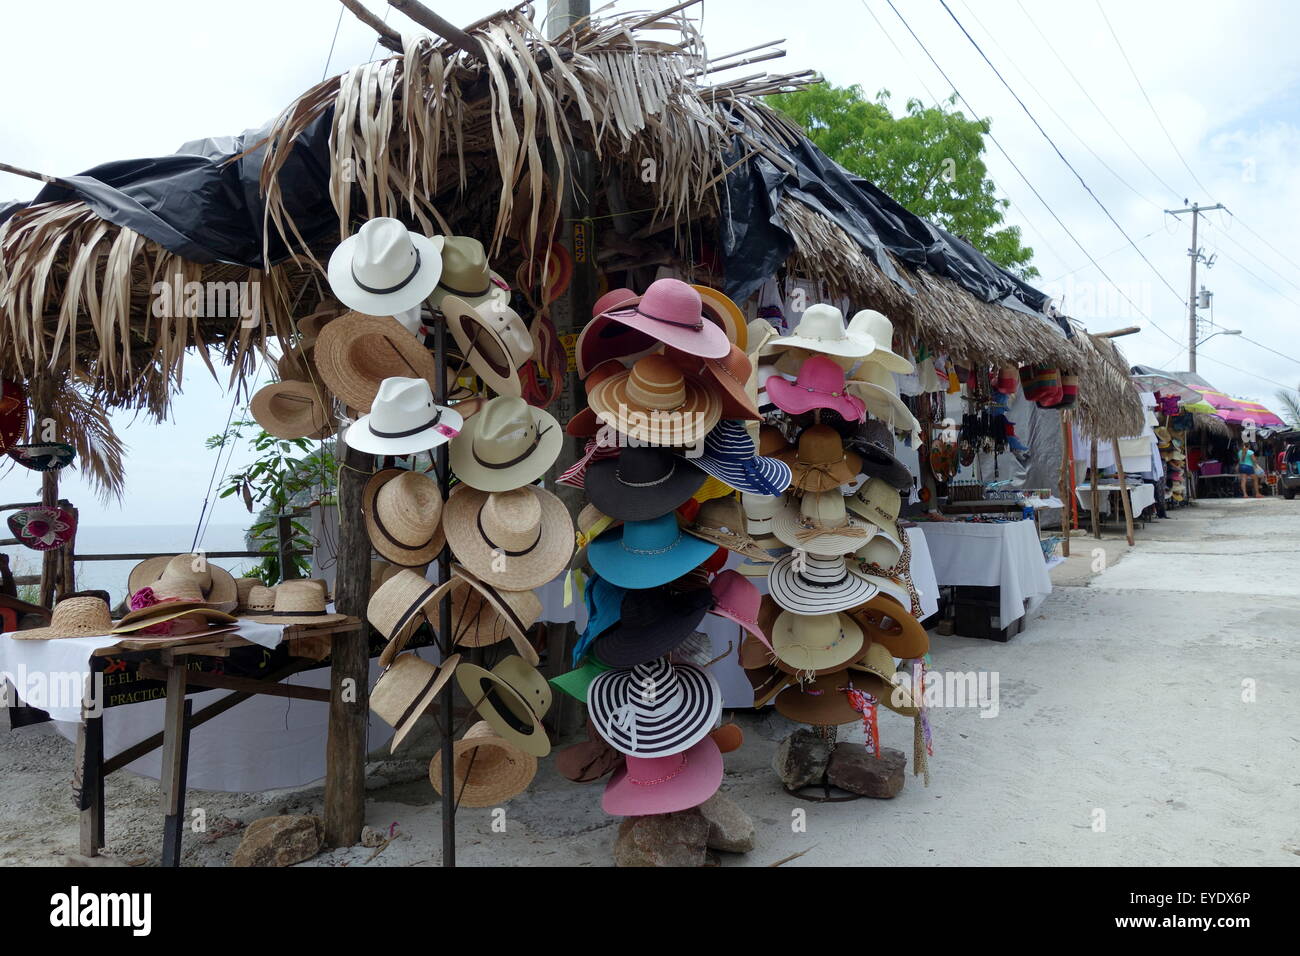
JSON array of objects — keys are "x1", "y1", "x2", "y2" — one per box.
[
  {"x1": 846, "y1": 309, "x2": 914, "y2": 373},
  {"x1": 444, "y1": 295, "x2": 534, "y2": 397},
  {"x1": 344, "y1": 376, "x2": 462, "y2": 456},
  {"x1": 599, "y1": 278, "x2": 730, "y2": 358},
  {"x1": 6, "y1": 442, "x2": 76, "y2": 472},
  {"x1": 588, "y1": 354, "x2": 721, "y2": 447},
  {"x1": 853, "y1": 526, "x2": 903, "y2": 570},
  {"x1": 771, "y1": 610, "x2": 865, "y2": 677},
  {"x1": 706, "y1": 569, "x2": 769, "y2": 649},
  {"x1": 587, "y1": 657, "x2": 722, "y2": 757},
  {"x1": 584, "y1": 445, "x2": 707, "y2": 521},
  {"x1": 576, "y1": 287, "x2": 661, "y2": 378},
  {"x1": 455, "y1": 654, "x2": 553, "y2": 757},
  {"x1": 362, "y1": 468, "x2": 446, "y2": 567},
  {"x1": 846, "y1": 592, "x2": 929, "y2": 661},
  {"x1": 371, "y1": 651, "x2": 461, "y2": 752},
  {"x1": 428, "y1": 565, "x2": 542, "y2": 665},
  {"x1": 7, "y1": 506, "x2": 76, "y2": 552},
  {"x1": 590, "y1": 585, "x2": 714, "y2": 667},
  {"x1": 846, "y1": 476, "x2": 903, "y2": 527},
  {"x1": 585, "y1": 511, "x2": 719, "y2": 589},
  {"x1": 777, "y1": 424, "x2": 863, "y2": 492},
  {"x1": 684, "y1": 495, "x2": 779, "y2": 563},
  {"x1": 848, "y1": 642, "x2": 919, "y2": 716},
  {"x1": 740, "y1": 492, "x2": 784, "y2": 545},
  {"x1": 665, "y1": 344, "x2": 760, "y2": 421},
  {"x1": 327, "y1": 218, "x2": 445, "y2": 315},
  {"x1": 369, "y1": 568, "x2": 442, "y2": 666},
  {"x1": 248, "y1": 579, "x2": 347, "y2": 625},
  {"x1": 128, "y1": 554, "x2": 238, "y2": 612},
  {"x1": 557, "y1": 435, "x2": 622, "y2": 490},
  {"x1": 251, "y1": 380, "x2": 335, "y2": 441},
  {"x1": 767, "y1": 354, "x2": 866, "y2": 422},
  {"x1": 112, "y1": 601, "x2": 238, "y2": 634},
  {"x1": 772, "y1": 490, "x2": 877, "y2": 555},
  {"x1": 767, "y1": 304, "x2": 875, "y2": 359},
  {"x1": 314, "y1": 312, "x2": 445, "y2": 413},
  {"x1": 602, "y1": 734, "x2": 723, "y2": 816},
  {"x1": 692, "y1": 420, "x2": 793, "y2": 496},
  {"x1": 429, "y1": 720, "x2": 538, "y2": 808},
  {"x1": 768, "y1": 551, "x2": 879, "y2": 615},
  {"x1": 774, "y1": 671, "x2": 867, "y2": 726},
  {"x1": 428, "y1": 236, "x2": 510, "y2": 312},
  {"x1": 443, "y1": 484, "x2": 574, "y2": 590},
  {"x1": 448, "y1": 395, "x2": 562, "y2": 492}
]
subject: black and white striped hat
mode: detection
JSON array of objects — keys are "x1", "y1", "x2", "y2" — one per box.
[
  {"x1": 768, "y1": 551, "x2": 879, "y2": 615},
  {"x1": 587, "y1": 657, "x2": 721, "y2": 757}
]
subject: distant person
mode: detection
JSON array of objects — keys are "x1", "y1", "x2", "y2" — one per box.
[{"x1": 1237, "y1": 443, "x2": 1264, "y2": 499}]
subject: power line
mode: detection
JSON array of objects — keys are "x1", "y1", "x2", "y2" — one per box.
[
  {"x1": 321, "y1": 4, "x2": 345, "y2": 81},
  {"x1": 1238, "y1": 334, "x2": 1300, "y2": 369},
  {"x1": 1225, "y1": 212, "x2": 1300, "y2": 279},
  {"x1": 1202, "y1": 218, "x2": 1300, "y2": 299},
  {"x1": 1044, "y1": 230, "x2": 1160, "y2": 284}
]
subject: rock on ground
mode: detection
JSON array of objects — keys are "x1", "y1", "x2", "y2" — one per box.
[
  {"x1": 771, "y1": 729, "x2": 831, "y2": 790},
  {"x1": 827, "y1": 745, "x2": 906, "y2": 798},
  {"x1": 230, "y1": 815, "x2": 323, "y2": 867},
  {"x1": 697, "y1": 791, "x2": 756, "y2": 853},
  {"x1": 613, "y1": 811, "x2": 710, "y2": 867}
]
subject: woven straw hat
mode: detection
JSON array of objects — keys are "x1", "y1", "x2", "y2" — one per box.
[
  {"x1": 444, "y1": 295, "x2": 533, "y2": 398},
  {"x1": 428, "y1": 720, "x2": 538, "y2": 807},
  {"x1": 370, "y1": 569, "x2": 441, "y2": 667},
  {"x1": 448, "y1": 395, "x2": 562, "y2": 493},
  {"x1": 428, "y1": 565, "x2": 541, "y2": 664},
  {"x1": 772, "y1": 490, "x2": 877, "y2": 555},
  {"x1": 113, "y1": 601, "x2": 238, "y2": 634},
  {"x1": 771, "y1": 611, "x2": 865, "y2": 677},
  {"x1": 274, "y1": 345, "x2": 314, "y2": 384},
  {"x1": 846, "y1": 477, "x2": 903, "y2": 527},
  {"x1": 362, "y1": 468, "x2": 445, "y2": 567},
  {"x1": 250, "y1": 380, "x2": 335, "y2": 440},
  {"x1": 777, "y1": 425, "x2": 863, "y2": 492},
  {"x1": 370, "y1": 560, "x2": 405, "y2": 597},
  {"x1": 243, "y1": 585, "x2": 277, "y2": 613},
  {"x1": 313, "y1": 312, "x2": 443, "y2": 413},
  {"x1": 443, "y1": 485, "x2": 574, "y2": 590},
  {"x1": 774, "y1": 670, "x2": 865, "y2": 725},
  {"x1": 455, "y1": 654, "x2": 553, "y2": 757},
  {"x1": 371, "y1": 651, "x2": 461, "y2": 752},
  {"x1": 11, "y1": 596, "x2": 113, "y2": 640},
  {"x1": 248, "y1": 579, "x2": 346, "y2": 625},
  {"x1": 128, "y1": 554, "x2": 239, "y2": 612},
  {"x1": 588, "y1": 354, "x2": 721, "y2": 447},
  {"x1": 683, "y1": 495, "x2": 777, "y2": 563},
  {"x1": 234, "y1": 577, "x2": 262, "y2": 611}
]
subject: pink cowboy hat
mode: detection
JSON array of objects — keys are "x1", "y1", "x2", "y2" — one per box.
[
  {"x1": 600, "y1": 278, "x2": 730, "y2": 359},
  {"x1": 575, "y1": 288, "x2": 661, "y2": 378},
  {"x1": 766, "y1": 354, "x2": 866, "y2": 422},
  {"x1": 601, "y1": 734, "x2": 723, "y2": 816},
  {"x1": 708, "y1": 569, "x2": 771, "y2": 650}
]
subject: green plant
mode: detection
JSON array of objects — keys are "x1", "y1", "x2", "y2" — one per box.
[
  {"x1": 206, "y1": 420, "x2": 337, "y2": 585},
  {"x1": 1275, "y1": 384, "x2": 1300, "y2": 427}
]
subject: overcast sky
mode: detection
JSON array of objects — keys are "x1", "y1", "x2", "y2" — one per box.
[{"x1": 2, "y1": 0, "x2": 1298, "y2": 530}]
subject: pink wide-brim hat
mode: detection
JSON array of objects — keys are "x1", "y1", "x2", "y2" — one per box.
[
  {"x1": 600, "y1": 278, "x2": 730, "y2": 359},
  {"x1": 576, "y1": 288, "x2": 661, "y2": 377},
  {"x1": 766, "y1": 353, "x2": 866, "y2": 422},
  {"x1": 601, "y1": 734, "x2": 723, "y2": 816},
  {"x1": 708, "y1": 568, "x2": 771, "y2": 650}
]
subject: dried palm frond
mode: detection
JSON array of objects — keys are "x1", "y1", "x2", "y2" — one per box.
[{"x1": 46, "y1": 378, "x2": 127, "y2": 502}]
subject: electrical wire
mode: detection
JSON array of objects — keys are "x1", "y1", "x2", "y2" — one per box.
[{"x1": 322, "y1": 4, "x2": 345, "y2": 81}]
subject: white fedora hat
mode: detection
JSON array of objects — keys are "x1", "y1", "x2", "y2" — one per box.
[
  {"x1": 327, "y1": 218, "x2": 445, "y2": 315},
  {"x1": 444, "y1": 295, "x2": 534, "y2": 397},
  {"x1": 768, "y1": 304, "x2": 875, "y2": 359},
  {"x1": 344, "y1": 377, "x2": 463, "y2": 456}
]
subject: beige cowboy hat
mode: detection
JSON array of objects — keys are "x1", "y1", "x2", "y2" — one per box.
[
  {"x1": 448, "y1": 395, "x2": 562, "y2": 493},
  {"x1": 767, "y1": 304, "x2": 876, "y2": 359},
  {"x1": 362, "y1": 468, "x2": 446, "y2": 568},
  {"x1": 247, "y1": 579, "x2": 347, "y2": 626},
  {"x1": 369, "y1": 568, "x2": 441, "y2": 667},
  {"x1": 113, "y1": 601, "x2": 239, "y2": 634},
  {"x1": 455, "y1": 654, "x2": 553, "y2": 757},
  {"x1": 128, "y1": 554, "x2": 239, "y2": 613},
  {"x1": 11, "y1": 596, "x2": 113, "y2": 640},
  {"x1": 371, "y1": 651, "x2": 462, "y2": 752},
  {"x1": 443, "y1": 484, "x2": 574, "y2": 591},
  {"x1": 428, "y1": 236, "x2": 510, "y2": 312},
  {"x1": 428, "y1": 565, "x2": 541, "y2": 665},
  {"x1": 313, "y1": 312, "x2": 444, "y2": 413},
  {"x1": 428, "y1": 720, "x2": 538, "y2": 807},
  {"x1": 444, "y1": 295, "x2": 533, "y2": 398},
  {"x1": 250, "y1": 380, "x2": 335, "y2": 440}
]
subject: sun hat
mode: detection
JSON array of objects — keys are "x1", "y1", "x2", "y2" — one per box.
[
  {"x1": 556, "y1": 718, "x2": 624, "y2": 783},
  {"x1": 326, "y1": 218, "x2": 445, "y2": 315},
  {"x1": 588, "y1": 354, "x2": 721, "y2": 447},
  {"x1": 250, "y1": 380, "x2": 334, "y2": 440},
  {"x1": 774, "y1": 671, "x2": 866, "y2": 725},
  {"x1": 443, "y1": 484, "x2": 574, "y2": 590},
  {"x1": 234, "y1": 577, "x2": 262, "y2": 611},
  {"x1": 590, "y1": 586, "x2": 714, "y2": 667},
  {"x1": 575, "y1": 288, "x2": 661, "y2": 378},
  {"x1": 428, "y1": 236, "x2": 509, "y2": 311},
  {"x1": 767, "y1": 304, "x2": 875, "y2": 359},
  {"x1": 6, "y1": 442, "x2": 76, "y2": 472},
  {"x1": 314, "y1": 312, "x2": 444, "y2": 413},
  {"x1": 444, "y1": 295, "x2": 533, "y2": 398},
  {"x1": 772, "y1": 490, "x2": 877, "y2": 555},
  {"x1": 846, "y1": 593, "x2": 929, "y2": 660},
  {"x1": 455, "y1": 654, "x2": 553, "y2": 757},
  {"x1": 746, "y1": 318, "x2": 780, "y2": 358},
  {"x1": 584, "y1": 445, "x2": 706, "y2": 521},
  {"x1": 599, "y1": 278, "x2": 730, "y2": 359},
  {"x1": 427, "y1": 564, "x2": 542, "y2": 665},
  {"x1": 247, "y1": 580, "x2": 346, "y2": 625},
  {"x1": 693, "y1": 285, "x2": 748, "y2": 350},
  {"x1": 845, "y1": 309, "x2": 913, "y2": 373},
  {"x1": 10, "y1": 596, "x2": 113, "y2": 641},
  {"x1": 777, "y1": 425, "x2": 863, "y2": 492},
  {"x1": 570, "y1": 504, "x2": 620, "y2": 573},
  {"x1": 369, "y1": 568, "x2": 442, "y2": 666},
  {"x1": 571, "y1": 570, "x2": 625, "y2": 663},
  {"x1": 665, "y1": 344, "x2": 760, "y2": 421},
  {"x1": 602, "y1": 733, "x2": 723, "y2": 816},
  {"x1": 361, "y1": 468, "x2": 445, "y2": 567},
  {"x1": 707, "y1": 569, "x2": 769, "y2": 648},
  {"x1": 0, "y1": 378, "x2": 28, "y2": 453},
  {"x1": 585, "y1": 511, "x2": 718, "y2": 589},
  {"x1": 767, "y1": 354, "x2": 867, "y2": 422},
  {"x1": 7, "y1": 507, "x2": 76, "y2": 552},
  {"x1": 129, "y1": 554, "x2": 239, "y2": 612},
  {"x1": 771, "y1": 610, "x2": 865, "y2": 677},
  {"x1": 741, "y1": 491, "x2": 783, "y2": 542},
  {"x1": 768, "y1": 552, "x2": 879, "y2": 615},
  {"x1": 566, "y1": 360, "x2": 630, "y2": 438},
  {"x1": 692, "y1": 420, "x2": 793, "y2": 496},
  {"x1": 846, "y1": 477, "x2": 903, "y2": 527},
  {"x1": 847, "y1": 363, "x2": 921, "y2": 437},
  {"x1": 344, "y1": 376, "x2": 462, "y2": 456},
  {"x1": 848, "y1": 431, "x2": 912, "y2": 491},
  {"x1": 587, "y1": 657, "x2": 722, "y2": 757},
  {"x1": 684, "y1": 495, "x2": 778, "y2": 563},
  {"x1": 448, "y1": 395, "x2": 561, "y2": 492},
  {"x1": 243, "y1": 585, "x2": 277, "y2": 613},
  {"x1": 112, "y1": 601, "x2": 238, "y2": 634},
  {"x1": 848, "y1": 642, "x2": 919, "y2": 715},
  {"x1": 371, "y1": 651, "x2": 461, "y2": 752},
  {"x1": 853, "y1": 526, "x2": 903, "y2": 570},
  {"x1": 429, "y1": 720, "x2": 538, "y2": 807}
]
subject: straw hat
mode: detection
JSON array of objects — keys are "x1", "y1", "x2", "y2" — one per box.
[
  {"x1": 128, "y1": 554, "x2": 238, "y2": 612},
  {"x1": 846, "y1": 477, "x2": 903, "y2": 527},
  {"x1": 847, "y1": 363, "x2": 922, "y2": 437},
  {"x1": 665, "y1": 344, "x2": 760, "y2": 421},
  {"x1": 314, "y1": 312, "x2": 445, "y2": 413},
  {"x1": 684, "y1": 495, "x2": 778, "y2": 563},
  {"x1": 448, "y1": 395, "x2": 562, "y2": 492},
  {"x1": 566, "y1": 360, "x2": 631, "y2": 439},
  {"x1": 326, "y1": 218, "x2": 445, "y2": 315},
  {"x1": 455, "y1": 654, "x2": 553, "y2": 757},
  {"x1": 444, "y1": 485, "x2": 574, "y2": 590},
  {"x1": 774, "y1": 671, "x2": 866, "y2": 726},
  {"x1": 370, "y1": 560, "x2": 405, "y2": 597},
  {"x1": 113, "y1": 601, "x2": 238, "y2": 634},
  {"x1": 772, "y1": 490, "x2": 877, "y2": 555},
  {"x1": 588, "y1": 354, "x2": 721, "y2": 447},
  {"x1": 297, "y1": 305, "x2": 344, "y2": 347},
  {"x1": 428, "y1": 236, "x2": 510, "y2": 312},
  {"x1": 771, "y1": 611, "x2": 865, "y2": 676},
  {"x1": 846, "y1": 310, "x2": 913, "y2": 373},
  {"x1": 846, "y1": 593, "x2": 929, "y2": 660},
  {"x1": 777, "y1": 425, "x2": 863, "y2": 492},
  {"x1": 369, "y1": 569, "x2": 441, "y2": 666},
  {"x1": 429, "y1": 720, "x2": 538, "y2": 807},
  {"x1": 430, "y1": 568, "x2": 542, "y2": 661},
  {"x1": 768, "y1": 304, "x2": 875, "y2": 359},
  {"x1": 371, "y1": 651, "x2": 462, "y2": 752},
  {"x1": 571, "y1": 503, "x2": 620, "y2": 570},
  {"x1": 848, "y1": 643, "x2": 919, "y2": 716},
  {"x1": 233, "y1": 577, "x2": 262, "y2": 611},
  {"x1": 344, "y1": 376, "x2": 463, "y2": 456},
  {"x1": 250, "y1": 380, "x2": 335, "y2": 440},
  {"x1": 243, "y1": 585, "x2": 277, "y2": 613},
  {"x1": 853, "y1": 527, "x2": 903, "y2": 570},
  {"x1": 248, "y1": 579, "x2": 347, "y2": 625},
  {"x1": 444, "y1": 295, "x2": 534, "y2": 397},
  {"x1": 275, "y1": 345, "x2": 314, "y2": 384},
  {"x1": 11, "y1": 596, "x2": 113, "y2": 641},
  {"x1": 362, "y1": 468, "x2": 446, "y2": 567}
]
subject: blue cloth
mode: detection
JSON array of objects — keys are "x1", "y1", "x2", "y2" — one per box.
[{"x1": 573, "y1": 573, "x2": 626, "y2": 666}]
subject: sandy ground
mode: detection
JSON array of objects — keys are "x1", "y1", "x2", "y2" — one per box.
[{"x1": 3, "y1": 497, "x2": 1298, "y2": 867}]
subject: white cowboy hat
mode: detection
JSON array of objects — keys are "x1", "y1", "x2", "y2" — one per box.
[
  {"x1": 327, "y1": 218, "x2": 445, "y2": 315},
  {"x1": 444, "y1": 295, "x2": 534, "y2": 398},
  {"x1": 846, "y1": 310, "x2": 914, "y2": 373},
  {"x1": 847, "y1": 363, "x2": 922, "y2": 438},
  {"x1": 766, "y1": 304, "x2": 876, "y2": 359},
  {"x1": 344, "y1": 377, "x2": 463, "y2": 456}
]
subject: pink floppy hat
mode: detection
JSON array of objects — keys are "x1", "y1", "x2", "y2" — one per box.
[
  {"x1": 708, "y1": 569, "x2": 771, "y2": 650},
  {"x1": 575, "y1": 288, "x2": 661, "y2": 377},
  {"x1": 767, "y1": 354, "x2": 866, "y2": 422},
  {"x1": 600, "y1": 278, "x2": 730, "y2": 359},
  {"x1": 601, "y1": 734, "x2": 723, "y2": 816}
]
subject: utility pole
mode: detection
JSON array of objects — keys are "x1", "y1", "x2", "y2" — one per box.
[{"x1": 1165, "y1": 201, "x2": 1225, "y2": 373}]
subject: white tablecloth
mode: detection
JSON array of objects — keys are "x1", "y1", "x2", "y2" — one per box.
[
  {"x1": 1074, "y1": 483, "x2": 1156, "y2": 517},
  {"x1": 916, "y1": 518, "x2": 1053, "y2": 625}
]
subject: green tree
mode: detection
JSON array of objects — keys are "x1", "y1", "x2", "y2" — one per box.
[
  {"x1": 769, "y1": 83, "x2": 1037, "y2": 279},
  {"x1": 1276, "y1": 383, "x2": 1300, "y2": 426}
]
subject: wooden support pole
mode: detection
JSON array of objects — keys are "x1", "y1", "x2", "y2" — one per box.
[
  {"x1": 1112, "y1": 436, "x2": 1136, "y2": 547},
  {"x1": 159, "y1": 658, "x2": 191, "y2": 867},
  {"x1": 1089, "y1": 439, "x2": 1100, "y2": 540},
  {"x1": 1058, "y1": 411, "x2": 1071, "y2": 558},
  {"x1": 338, "y1": 0, "x2": 404, "y2": 52},
  {"x1": 386, "y1": 0, "x2": 481, "y2": 57}
]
